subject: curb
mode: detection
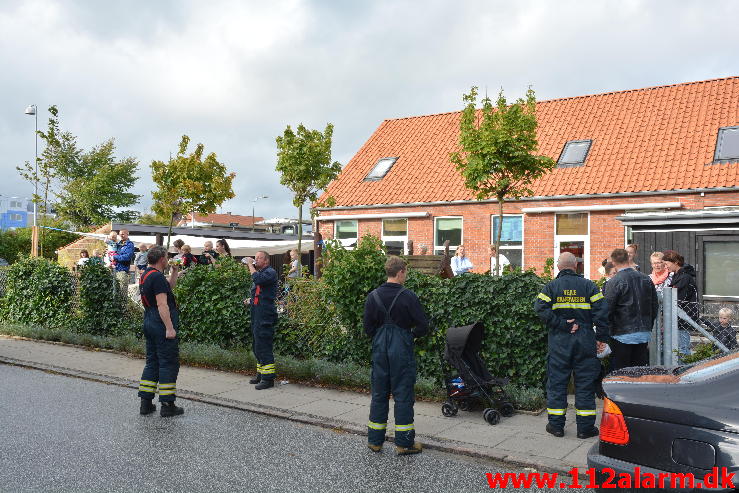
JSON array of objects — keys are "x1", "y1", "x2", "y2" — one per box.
[{"x1": 0, "y1": 353, "x2": 582, "y2": 478}]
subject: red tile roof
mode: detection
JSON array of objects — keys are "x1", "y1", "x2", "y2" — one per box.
[{"x1": 322, "y1": 77, "x2": 739, "y2": 207}]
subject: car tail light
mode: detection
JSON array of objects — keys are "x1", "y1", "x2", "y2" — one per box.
[{"x1": 600, "y1": 398, "x2": 629, "y2": 445}]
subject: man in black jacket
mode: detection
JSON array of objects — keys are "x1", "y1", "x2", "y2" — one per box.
[
  {"x1": 534, "y1": 252, "x2": 609, "y2": 439},
  {"x1": 604, "y1": 248, "x2": 659, "y2": 372},
  {"x1": 363, "y1": 256, "x2": 429, "y2": 455}
]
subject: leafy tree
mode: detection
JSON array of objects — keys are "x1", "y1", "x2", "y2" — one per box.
[
  {"x1": 275, "y1": 123, "x2": 342, "y2": 265},
  {"x1": 17, "y1": 106, "x2": 141, "y2": 231},
  {"x1": 450, "y1": 87, "x2": 555, "y2": 274},
  {"x1": 136, "y1": 212, "x2": 171, "y2": 226},
  {"x1": 0, "y1": 219, "x2": 78, "y2": 264},
  {"x1": 150, "y1": 135, "x2": 235, "y2": 248}
]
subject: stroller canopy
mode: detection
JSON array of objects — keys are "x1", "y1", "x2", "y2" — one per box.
[{"x1": 444, "y1": 322, "x2": 495, "y2": 384}]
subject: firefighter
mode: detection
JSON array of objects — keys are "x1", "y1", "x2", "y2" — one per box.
[
  {"x1": 137, "y1": 245, "x2": 184, "y2": 417},
  {"x1": 244, "y1": 250, "x2": 278, "y2": 390},
  {"x1": 534, "y1": 252, "x2": 609, "y2": 439},
  {"x1": 363, "y1": 256, "x2": 429, "y2": 455}
]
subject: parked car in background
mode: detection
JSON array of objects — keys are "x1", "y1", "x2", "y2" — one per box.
[{"x1": 587, "y1": 352, "x2": 739, "y2": 492}]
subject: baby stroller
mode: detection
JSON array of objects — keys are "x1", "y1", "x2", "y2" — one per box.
[{"x1": 441, "y1": 322, "x2": 514, "y2": 425}]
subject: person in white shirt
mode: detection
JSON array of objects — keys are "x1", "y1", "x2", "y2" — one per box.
[
  {"x1": 451, "y1": 245, "x2": 473, "y2": 276},
  {"x1": 488, "y1": 245, "x2": 510, "y2": 275}
]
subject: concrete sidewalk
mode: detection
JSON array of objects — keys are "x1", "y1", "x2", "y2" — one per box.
[{"x1": 0, "y1": 336, "x2": 600, "y2": 474}]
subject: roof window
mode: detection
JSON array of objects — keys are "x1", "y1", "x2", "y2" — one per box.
[
  {"x1": 364, "y1": 157, "x2": 397, "y2": 181},
  {"x1": 714, "y1": 126, "x2": 739, "y2": 163},
  {"x1": 557, "y1": 140, "x2": 592, "y2": 168}
]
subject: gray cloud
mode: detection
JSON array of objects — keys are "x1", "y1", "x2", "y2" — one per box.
[{"x1": 2, "y1": 0, "x2": 738, "y2": 220}]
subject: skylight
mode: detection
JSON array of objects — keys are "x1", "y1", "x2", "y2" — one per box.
[
  {"x1": 364, "y1": 157, "x2": 398, "y2": 181},
  {"x1": 714, "y1": 126, "x2": 739, "y2": 163},
  {"x1": 557, "y1": 140, "x2": 592, "y2": 168}
]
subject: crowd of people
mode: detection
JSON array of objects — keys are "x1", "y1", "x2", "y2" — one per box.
[{"x1": 535, "y1": 245, "x2": 737, "y2": 439}]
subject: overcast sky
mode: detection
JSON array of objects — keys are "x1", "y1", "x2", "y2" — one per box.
[{"x1": 2, "y1": 0, "x2": 737, "y2": 220}]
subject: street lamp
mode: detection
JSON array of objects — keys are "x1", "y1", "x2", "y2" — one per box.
[
  {"x1": 24, "y1": 104, "x2": 38, "y2": 257},
  {"x1": 252, "y1": 195, "x2": 268, "y2": 232}
]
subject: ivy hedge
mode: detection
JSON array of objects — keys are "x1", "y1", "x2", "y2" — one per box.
[{"x1": 1, "y1": 237, "x2": 550, "y2": 390}]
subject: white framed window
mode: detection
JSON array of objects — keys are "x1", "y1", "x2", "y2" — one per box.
[
  {"x1": 9, "y1": 201, "x2": 22, "y2": 209},
  {"x1": 554, "y1": 213, "x2": 590, "y2": 278},
  {"x1": 364, "y1": 157, "x2": 398, "y2": 181},
  {"x1": 382, "y1": 218, "x2": 407, "y2": 255},
  {"x1": 434, "y1": 216, "x2": 463, "y2": 255},
  {"x1": 334, "y1": 219, "x2": 358, "y2": 248},
  {"x1": 490, "y1": 214, "x2": 524, "y2": 273},
  {"x1": 10, "y1": 213, "x2": 22, "y2": 221}
]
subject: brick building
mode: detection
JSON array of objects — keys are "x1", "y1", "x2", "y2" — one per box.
[{"x1": 315, "y1": 77, "x2": 739, "y2": 293}]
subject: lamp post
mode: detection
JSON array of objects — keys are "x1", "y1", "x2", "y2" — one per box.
[
  {"x1": 252, "y1": 195, "x2": 268, "y2": 232},
  {"x1": 24, "y1": 104, "x2": 38, "y2": 257}
]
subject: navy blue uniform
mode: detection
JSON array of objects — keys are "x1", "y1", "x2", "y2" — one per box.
[
  {"x1": 250, "y1": 266, "x2": 278, "y2": 380},
  {"x1": 363, "y1": 283, "x2": 429, "y2": 448},
  {"x1": 533, "y1": 269, "x2": 608, "y2": 432},
  {"x1": 138, "y1": 267, "x2": 180, "y2": 402}
]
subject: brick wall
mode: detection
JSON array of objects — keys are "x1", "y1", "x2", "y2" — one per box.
[{"x1": 316, "y1": 190, "x2": 739, "y2": 279}]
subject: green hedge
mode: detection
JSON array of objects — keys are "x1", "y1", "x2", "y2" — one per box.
[
  {"x1": 77, "y1": 263, "x2": 127, "y2": 334},
  {"x1": 2, "y1": 256, "x2": 75, "y2": 329},
  {"x1": 174, "y1": 257, "x2": 252, "y2": 346}
]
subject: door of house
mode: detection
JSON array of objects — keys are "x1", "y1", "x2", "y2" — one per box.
[{"x1": 554, "y1": 213, "x2": 590, "y2": 277}]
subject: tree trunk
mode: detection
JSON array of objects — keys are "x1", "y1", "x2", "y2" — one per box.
[
  {"x1": 495, "y1": 197, "x2": 504, "y2": 275},
  {"x1": 166, "y1": 212, "x2": 175, "y2": 252},
  {"x1": 296, "y1": 203, "x2": 303, "y2": 273}
]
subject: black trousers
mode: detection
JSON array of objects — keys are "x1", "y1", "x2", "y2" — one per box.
[
  {"x1": 546, "y1": 330, "x2": 600, "y2": 431},
  {"x1": 251, "y1": 305, "x2": 276, "y2": 380},
  {"x1": 609, "y1": 338, "x2": 649, "y2": 373},
  {"x1": 368, "y1": 323, "x2": 416, "y2": 448},
  {"x1": 138, "y1": 309, "x2": 180, "y2": 402}
]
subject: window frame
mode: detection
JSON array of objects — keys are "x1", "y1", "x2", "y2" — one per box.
[
  {"x1": 364, "y1": 157, "x2": 399, "y2": 181},
  {"x1": 698, "y1": 234, "x2": 739, "y2": 300},
  {"x1": 9, "y1": 213, "x2": 22, "y2": 222},
  {"x1": 554, "y1": 212, "x2": 590, "y2": 278},
  {"x1": 434, "y1": 216, "x2": 463, "y2": 255},
  {"x1": 381, "y1": 218, "x2": 408, "y2": 255},
  {"x1": 557, "y1": 139, "x2": 593, "y2": 168},
  {"x1": 713, "y1": 126, "x2": 739, "y2": 164},
  {"x1": 9, "y1": 200, "x2": 22, "y2": 209},
  {"x1": 334, "y1": 219, "x2": 358, "y2": 248},
  {"x1": 490, "y1": 214, "x2": 524, "y2": 271}
]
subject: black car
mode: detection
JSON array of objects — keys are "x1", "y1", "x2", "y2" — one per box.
[{"x1": 587, "y1": 352, "x2": 739, "y2": 492}]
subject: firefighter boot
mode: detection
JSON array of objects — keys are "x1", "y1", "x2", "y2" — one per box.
[
  {"x1": 140, "y1": 398, "x2": 156, "y2": 415},
  {"x1": 160, "y1": 401, "x2": 184, "y2": 417},
  {"x1": 396, "y1": 443, "x2": 423, "y2": 456},
  {"x1": 249, "y1": 374, "x2": 261, "y2": 385},
  {"x1": 255, "y1": 379, "x2": 274, "y2": 390}
]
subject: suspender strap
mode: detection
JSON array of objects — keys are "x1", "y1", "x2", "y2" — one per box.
[
  {"x1": 371, "y1": 288, "x2": 406, "y2": 324},
  {"x1": 139, "y1": 269, "x2": 157, "y2": 308}
]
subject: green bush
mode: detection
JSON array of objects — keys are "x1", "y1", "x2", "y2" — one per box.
[
  {"x1": 407, "y1": 270, "x2": 548, "y2": 388},
  {"x1": 174, "y1": 257, "x2": 252, "y2": 346},
  {"x1": 77, "y1": 262, "x2": 128, "y2": 334},
  {"x1": 321, "y1": 235, "x2": 387, "y2": 364},
  {"x1": 2, "y1": 256, "x2": 75, "y2": 329}
]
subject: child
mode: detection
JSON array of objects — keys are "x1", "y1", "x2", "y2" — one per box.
[
  {"x1": 89, "y1": 249, "x2": 104, "y2": 266},
  {"x1": 704, "y1": 307, "x2": 738, "y2": 351},
  {"x1": 135, "y1": 243, "x2": 149, "y2": 276},
  {"x1": 105, "y1": 231, "x2": 119, "y2": 268},
  {"x1": 181, "y1": 245, "x2": 198, "y2": 269}
]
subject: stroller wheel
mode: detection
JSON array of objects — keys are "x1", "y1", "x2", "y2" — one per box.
[
  {"x1": 459, "y1": 399, "x2": 471, "y2": 412},
  {"x1": 483, "y1": 408, "x2": 501, "y2": 426},
  {"x1": 441, "y1": 402, "x2": 458, "y2": 417},
  {"x1": 500, "y1": 402, "x2": 515, "y2": 417}
]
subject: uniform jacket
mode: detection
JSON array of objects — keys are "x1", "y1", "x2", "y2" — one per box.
[
  {"x1": 534, "y1": 269, "x2": 609, "y2": 342},
  {"x1": 603, "y1": 267, "x2": 659, "y2": 336},
  {"x1": 250, "y1": 266, "x2": 278, "y2": 309}
]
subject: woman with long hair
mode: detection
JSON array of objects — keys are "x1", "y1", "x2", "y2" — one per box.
[
  {"x1": 215, "y1": 239, "x2": 232, "y2": 257},
  {"x1": 451, "y1": 244, "x2": 473, "y2": 276}
]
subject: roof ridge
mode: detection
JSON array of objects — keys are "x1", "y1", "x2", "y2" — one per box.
[{"x1": 384, "y1": 76, "x2": 739, "y2": 122}]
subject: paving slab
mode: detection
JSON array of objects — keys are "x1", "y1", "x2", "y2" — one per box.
[{"x1": 495, "y1": 433, "x2": 582, "y2": 460}]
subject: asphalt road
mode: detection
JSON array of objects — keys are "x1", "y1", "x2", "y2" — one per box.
[{"x1": 0, "y1": 364, "x2": 585, "y2": 493}]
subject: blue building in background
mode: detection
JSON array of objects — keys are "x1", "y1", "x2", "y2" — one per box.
[{"x1": 0, "y1": 196, "x2": 33, "y2": 231}]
